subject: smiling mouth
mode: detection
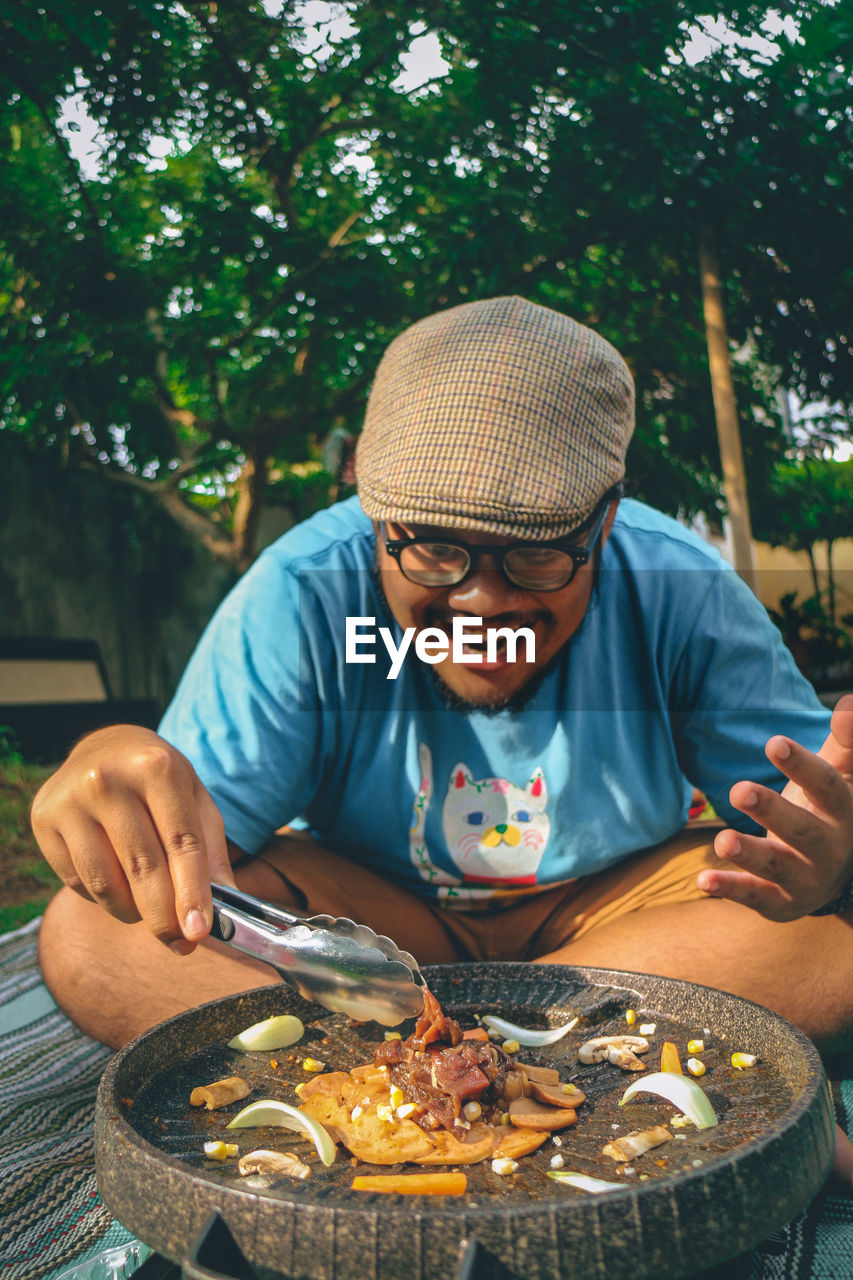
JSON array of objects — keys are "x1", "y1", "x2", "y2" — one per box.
[{"x1": 424, "y1": 613, "x2": 551, "y2": 665}]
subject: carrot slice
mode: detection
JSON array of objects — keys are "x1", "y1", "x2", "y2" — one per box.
[
  {"x1": 351, "y1": 1172, "x2": 468, "y2": 1195},
  {"x1": 661, "y1": 1041, "x2": 683, "y2": 1074},
  {"x1": 462, "y1": 1027, "x2": 490, "y2": 1041}
]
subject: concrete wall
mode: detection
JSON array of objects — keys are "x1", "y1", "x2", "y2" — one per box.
[{"x1": 0, "y1": 440, "x2": 235, "y2": 715}]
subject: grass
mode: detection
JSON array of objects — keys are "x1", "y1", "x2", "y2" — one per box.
[{"x1": 0, "y1": 740, "x2": 59, "y2": 932}]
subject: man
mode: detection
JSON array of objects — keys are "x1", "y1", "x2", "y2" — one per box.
[{"x1": 32, "y1": 297, "x2": 853, "y2": 1080}]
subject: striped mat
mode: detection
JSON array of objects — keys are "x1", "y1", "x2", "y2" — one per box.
[
  {"x1": 1, "y1": 918, "x2": 852, "y2": 1280},
  {"x1": 0, "y1": 920, "x2": 138, "y2": 1280}
]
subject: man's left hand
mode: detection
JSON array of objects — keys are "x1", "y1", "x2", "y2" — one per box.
[{"x1": 698, "y1": 694, "x2": 853, "y2": 921}]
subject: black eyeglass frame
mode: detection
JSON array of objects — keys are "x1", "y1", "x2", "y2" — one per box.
[{"x1": 379, "y1": 483, "x2": 622, "y2": 592}]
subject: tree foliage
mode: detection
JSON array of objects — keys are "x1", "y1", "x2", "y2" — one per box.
[{"x1": 1, "y1": 0, "x2": 851, "y2": 566}]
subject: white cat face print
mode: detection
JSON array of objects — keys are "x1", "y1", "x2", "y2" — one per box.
[
  {"x1": 442, "y1": 764, "x2": 550, "y2": 885},
  {"x1": 409, "y1": 745, "x2": 551, "y2": 902}
]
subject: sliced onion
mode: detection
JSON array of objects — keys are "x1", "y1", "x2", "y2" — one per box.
[
  {"x1": 481, "y1": 1014, "x2": 578, "y2": 1047},
  {"x1": 226, "y1": 1099, "x2": 336, "y2": 1165},
  {"x1": 547, "y1": 1170, "x2": 623, "y2": 1193},
  {"x1": 619, "y1": 1071, "x2": 718, "y2": 1130},
  {"x1": 227, "y1": 1015, "x2": 304, "y2": 1052}
]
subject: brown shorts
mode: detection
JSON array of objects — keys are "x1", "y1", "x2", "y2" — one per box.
[{"x1": 235, "y1": 823, "x2": 726, "y2": 966}]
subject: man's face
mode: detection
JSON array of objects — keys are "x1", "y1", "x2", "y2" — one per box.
[{"x1": 375, "y1": 503, "x2": 618, "y2": 710}]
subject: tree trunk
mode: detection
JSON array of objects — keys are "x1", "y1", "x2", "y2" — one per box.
[
  {"x1": 232, "y1": 449, "x2": 268, "y2": 573},
  {"x1": 826, "y1": 539, "x2": 836, "y2": 626},
  {"x1": 698, "y1": 221, "x2": 758, "y2": 593},
  {"x1": 806, "y1": 543, "x2": 820, "y2": 597}
]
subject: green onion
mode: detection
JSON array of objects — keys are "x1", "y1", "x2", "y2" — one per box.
[
  {"x1": 481, "y1": 1014, "x2": 578, "y2": 1047},
  {"x1": 619, "y1": 1071, "x2": 718, "y2": 1130},
  {"x1": 226, "y1": 1099, "x2": 336, "y2": 1165}
]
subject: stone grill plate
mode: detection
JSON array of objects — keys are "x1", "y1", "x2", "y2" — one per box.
[{"x1": 95, "y1": 964, "x2": 834, "y2": 1280}]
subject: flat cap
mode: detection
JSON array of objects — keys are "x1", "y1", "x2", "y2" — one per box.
[{"x1": 356, "y1": 295, "x2": 634, "y2": 537}]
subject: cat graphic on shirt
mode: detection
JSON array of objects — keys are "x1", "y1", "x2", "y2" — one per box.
[{"x1": 409, "y1": 745, "x2": 550, "y2": 901}]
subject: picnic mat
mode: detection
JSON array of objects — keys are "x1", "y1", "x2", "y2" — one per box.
[{"x1": 2, "y1": 918, "x2": 853, "y2": 1280}]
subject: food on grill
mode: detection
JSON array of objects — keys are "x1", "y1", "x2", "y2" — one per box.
[
  {"x1": 292, "y1": 988, "x2": 583, "y2": 1167},
  {"x1": 619, "y1": 1071, "x2": 718, "y2": 1130},
  {"x1": 480, "y1": 1013, "x2": 579, "y2": 1047},
  {"x1": 351, "y1": 1171, "x2": 468, "y2": 1195},
  {"x1": 226, "y1": 1098, "x2": 337, "y2": 1165},
  {"x1": 577, "y1": 1036, "x2": 649, "y2": 1070},
  {"x1": 660, "y1": 1041, "x2": 683, "y2": 1074},
  {"x1": 189, "y1": 1076, "x2": 250, "y2": 1109},
  {"x1": 227, "y1": 1014, "x2": 305, "y2": 1052},
  {"x1": 238, "y1": 1149, "x2": 310, "y2": 1179},
  {"x1": 193, "y1": 991, "x2": 735, "y2": 1190},
  {"x1": 602, "y1": 1124, "x2": 672, "y2": 1162}
]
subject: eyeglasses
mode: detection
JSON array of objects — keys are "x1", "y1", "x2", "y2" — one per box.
[{"x1": 379, "y1": 487, "x2": 619, "y2": 592}]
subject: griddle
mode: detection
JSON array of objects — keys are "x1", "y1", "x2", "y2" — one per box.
[{"x1": 95, "y1": 964, "x2": 834, "y2": 1280}]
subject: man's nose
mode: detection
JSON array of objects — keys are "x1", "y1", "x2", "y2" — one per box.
[{"x1": 446, "y1": 557, "x2": 523, "y2": 616}]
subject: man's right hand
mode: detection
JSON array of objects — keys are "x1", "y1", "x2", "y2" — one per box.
[{"x1": 30, "y1": 725, "x2": 235, "y2": 953}]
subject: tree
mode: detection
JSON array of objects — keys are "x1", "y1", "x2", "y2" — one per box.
[
  {"x1": 751, "y1": 456, "x2": 853, "y2": 625},
  {"x1": 1, "y1": 0, "x2": 850, "y2": 572}
]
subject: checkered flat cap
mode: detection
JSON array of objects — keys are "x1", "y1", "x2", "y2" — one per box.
[{"x1": 356, "y1": 295, "x2": 634, "y2": 537}]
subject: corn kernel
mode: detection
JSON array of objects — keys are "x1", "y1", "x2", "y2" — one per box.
[
  {"x1": 294, "y1": 1082, "x2": 306, "y2": 1098},
  {"x1": 687, "y1": 1039, "x2": 705, "y2": 1054},
  {"x1": 384, "y1": 1031, "x2": 402, "y2": 1041},
  {"x1": 732, "y1": 1052, "x2": 758, "y2": 1070},
  {"x1": 670, "y1": 1113, "x2": 692, "y2": 1128},
  {"x1": 625, "y1": 1009, "x2": 636, "y2": 1026},
  {"x1": 389, "y1": 1086, "x2": 405, "y2": 1109},
  {"x1": 491, "y1": 1157, "x2": 518, "y2": 1176},
  {"x1": 639, "y1": 1023, "x2": 656, "y2": 1036},
  {"x1": 500, "y1": 1111, "x2": 511, "y2": 1126},
  {"x1": 376, "y1": 1104, "x2": 394, "y2": 1123},
  {"x1": 396, "y1": 1103, "x2": 416, "y2": 1119},
  {"x1": 302, "y1": 1057, "x2": 325, "y2": 1072},
  {"x1": 350, "y1": 1104, "x2": 363, "y2": 1120},
  {"x1": 549, "y1": 1153, "x2": 565, "y2": 1169},
  {"x1": 551, "y1": 1135, "x2": 563, "y2": 1146},
  {"x1": 687, "y1": 1058, "x2": 706, "y2": 1077},
  {"x1": 502, "y1": 1039, "x2": 520, "y2": 1054},
  {"x1": 560, "y1": 1083, "x2": 581, "y2": 1098},
  {"x1": 203, "y1": 1141, "x2": 238, "y2": 1161},
  {"x1": 462, "y1": 1101, "x2": 482, "y2": 1122}
]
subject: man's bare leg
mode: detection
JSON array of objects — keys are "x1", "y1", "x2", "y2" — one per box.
[{"x1": 39, "y1": 890, "x2": 280, "y2": 1051}]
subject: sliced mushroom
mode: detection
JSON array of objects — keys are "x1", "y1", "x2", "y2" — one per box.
[
  {"x1": 508, "y1": 1097, "x2": 577, "y2": 1131},
  {"x1": 501, "y1": 1070, "x2": 528, "y2": 1103},
  {"x1": 189, "y1": 1076, "x2": 250, "y2": 1110},
  {"x1": 529, "y1": 1080, "x2": 586, "y2": 1109},
  {"x1": 238, "y1": 1149, "x2": 311, "y2": 1179},
  {"x1": 577, "y1": 1036, "x2": 649, "y2": 1071},
  {"x1": 602, "y1": 1125, "x2": 672, "y2": 1162},
  {"x1": 516, "y1": 1062, "x2": 561, "y2": 1085}
]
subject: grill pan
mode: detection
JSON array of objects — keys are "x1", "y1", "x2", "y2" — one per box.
[{"x1": 95, "y1": 963, "x2": 834, "y2": 1280}]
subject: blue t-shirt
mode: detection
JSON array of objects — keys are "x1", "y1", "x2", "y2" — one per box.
[{"x1": 159, "y1": 496, "x2": 830, "y2": 906}]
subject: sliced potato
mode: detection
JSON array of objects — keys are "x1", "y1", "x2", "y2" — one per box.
[
  {"x1": 415, "y1": 1123, "x2": 497, "y2": 1166},
  {"x1": 298, "y1": 1091, "x2": 349, "y2": 1143},
  {"x1": 493, "y1": 1128, "x2": 549, "y2": 1160}
]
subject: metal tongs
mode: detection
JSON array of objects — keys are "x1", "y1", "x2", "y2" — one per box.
[{"x1": 209, "y1": 883, "x2": 425, "y2": 1026}]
